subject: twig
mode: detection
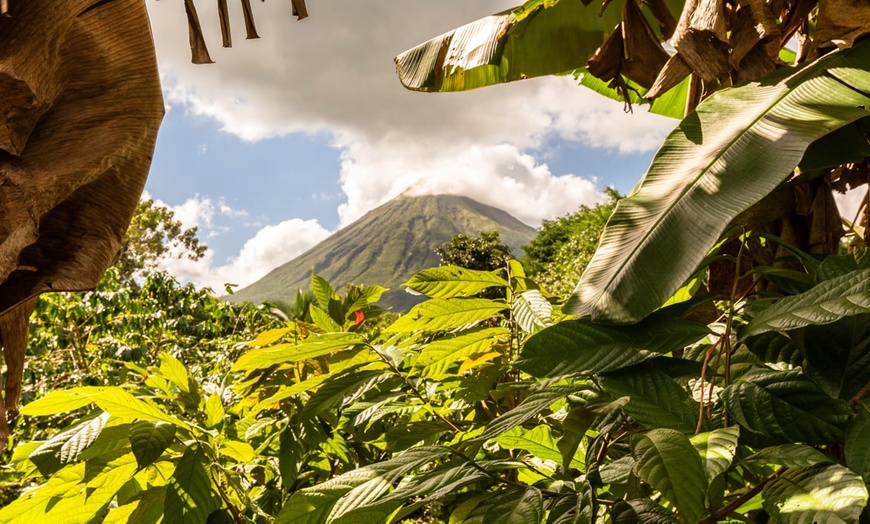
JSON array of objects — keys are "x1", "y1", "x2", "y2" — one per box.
[
  {"x1": 699, "y1": 468, "x2": 785, "y2": 523},
  {"x1": 849, "y1": 380, "x2": 870, "y2": 409},
  {"x1": 367, "y1": 344, "x2": 461, "y2": 433}
]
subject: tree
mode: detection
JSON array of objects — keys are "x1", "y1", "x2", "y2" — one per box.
[
  {"x1": 435, "y1": 230, "x2": 513, "y2": 272},
  {"x1": 523, "y1": 188, "x2": 619, "y2": 295},
  {"x1": 113, "y1": 199, "x2": 206, "y2": 284}
]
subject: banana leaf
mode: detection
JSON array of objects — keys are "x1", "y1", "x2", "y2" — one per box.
[{"x1": 566, "y1": 40, "x2": 870, "y2": 323}]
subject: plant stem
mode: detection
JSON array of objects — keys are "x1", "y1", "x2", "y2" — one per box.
[{"x1": 699, "y1": 468, "x2": 785, "y2": 523}]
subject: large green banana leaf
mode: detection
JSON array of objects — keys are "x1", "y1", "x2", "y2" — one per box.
[
  {"x1": 395, "y1": 0, "x2": 622, "y2": 92},
  {"x1": 395, "y1": 0, "x2": 686, "y2": 118},
  {"x1": 565, "y1": 41, "x2": 870, "y2": 324}
]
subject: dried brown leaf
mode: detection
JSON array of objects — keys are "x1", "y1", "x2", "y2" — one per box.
[
  {"x1": 218, "y1": 0, "x2": 232, "y2": 48},
  {"x1": 241, "y1": 0, "x2": 260, "y2": 39},
  {"x1": 184, "y1": 0, "x2": 214, "y2": 64},
  {"x1": 817, "y1": 0, "x2": 870, "y2": 49},
  {"x1": 292, "y1": 0, "x2": 309, "y2": 20},
  {"x1": 647, "y1": 54, "x2": 692, "y2": 99},
  {"x1": 672, "y1": 0, "x2": 730, "y2": 82}
]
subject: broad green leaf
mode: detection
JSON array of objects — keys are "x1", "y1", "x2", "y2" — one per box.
[
  {"x1": 721, "y1": 368, "x2": 852, "y2": 444},
  {"x1": 311, "y1": 272, "x2": 339, "y2": 310},
  {"x1": 414, "y1": 327, "x2": 507, "y2": 379},
  {"x1": 231, "y1": 332, "x2": 365, "y2": 372},
  {"x1": 612, "y1": 499, "x2": 679, "y2": 523},
  {"x1": 517, "y1": 315, "x2": 709, "y2": 377},
  {"x1": 158, "y1": 352, "x2": 191, "y2": 393},
  {"x1": 204, "y1": 393, "x2": 225, "y2": 429},
  {"x1": 385, "y1": 421, "x2": 452, "y2": 451},
  {"x1": 631, "y1": 429, "x2": 707, "y2": 523},
  {"x1": 846, "y1": 408, "x2": 870, "y2": 484},
  {"x1": 123, "y1": 486, "x2": 166, "y2": 524},
  {"x1": 396, "y1": 0, "x2": 623, "y2": 93},
  {"x1": 480, "y1": 385, "x2": 587, "y2": 440},
  {"x1": 164, "y1": 444, "x2": 217, "y2": 524},
  {"x1": 601, "y1": 363, "x2": 701, "y2": 434},
  {"x1": 275, "y1": 447, "x2": 453, "y2": 524},
  {"x1": 19, "y1": 386, "x2": 103, "y2": 416},
  {"x1": 814, "y1": 249, "x2": 870, "y2": 282},
  {"x1": 575, "y1": 69, "x2": 689, "y2": 119},
  {"x1": 299, "y1": 369, "x2": 389, "y2": 419},
  {"x1": 744, "y1": 269, "x2": 870, "y2": 338},
  {"x1": 403, "y1": 266, "x2": 508, "y2": 298},
  {"x1": 496, "y1": 425, "x2": 582, "y2": 469},
  {"x1": 129, "y1": 420, "x2": 176, "y2": 470},
  {"x1": 512, "y1": 289, "x2": 553, "y2": 333},
  {"x1": 310, "y1": 304, "x2": 342, "y2": 332},
  {"x1": 483, "y1": 488, "x2": 544, "y2": 524},
  {"x1": 386, "y1": 298, "x2": 505, "y2": 333},
  {"x1": 219, "y1": 439, "x2": 257, "y2": 463},
  {"x1": 29, "y1": 412, "x2": 109, "y2": 475},
  {"x1": 246, "y1": 326, "x2": 295, "y2": 347},
  {"x1": 94, "y1": 388, "x2": 183, "y2": 426},
  {"x1": 566, "y1": 42, "x2": 870, "y2": 323},
  {"x1": 763, "y1": 464, "x2": 868, "y2": 524},
  {"x1": 789, "y1": 314, "x2": 870, "y2": 400},
  {"x1": 689, "y1": 427, "x2": 739, "y2": 484},
  {"x1": 743, "y1": 444, "x2": 833, "y2": 469}
]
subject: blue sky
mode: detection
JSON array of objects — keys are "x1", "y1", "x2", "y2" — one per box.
[{"x1": 143, "y1": 1, "x2": 675, "y2": 290}]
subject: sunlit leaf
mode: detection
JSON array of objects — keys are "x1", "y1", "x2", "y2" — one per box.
[
  {"x1": 744, "y1": 269, "x2": 870, "y2": 338},
  {"x1": 386, "y1": 298, "x2": 506, "y2": 333},
  {"x1": 403, "y1": 266, "x2": 508, "y2": 298},
  {"x1": 721, "y1": 368, "x2": 852, "y2": 444},
  {"x1": 231, "y1": 332, "x2": 365, "y2": 372},
  {"x1": 567, "y1": 42, "x2": 870, "y2": 323},
  {"x1": 742, "y1": 444, "x2": 833, "y2": 469},
  {"x1": 518, "y1": 315, "x2": 709, "y2": 378},
  {"x1": 19, "y1": 387, "x2": 104, "y2": 416},
  {"x1": 414, "y1": 327, "x2": 507, "y2": 379},
  {"x1": 483, "y1": 488, "x2": 543, "y2": 524},
  {"x1": 689, "y1": 427, "x2": 739, "y2": 484},
  {"x1": 512, "y1": 289, "x2": 553, "y2": 333},
  {"x1": 164, "y1": 444, "x2": 217, "y2": 524},
  {"x1": 763, "y1": 464, "x2": 868, "y2": 523}
]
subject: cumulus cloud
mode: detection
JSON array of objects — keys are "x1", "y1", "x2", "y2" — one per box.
[
  {"x1": 145, "y1": 1, "x2": 675, "y2": 287},
  {"x1": 158, "y1": 218, "x2": 331, "y2": 291}
]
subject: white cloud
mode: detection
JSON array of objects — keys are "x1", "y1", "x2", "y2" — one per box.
[
  {"x1": 148, "y1": 1, "x2": 672, "y2": 224},
  {"x1": 146, "y1": 1, "x2": 675, "y2": 288},
  {"x1": 158, "y1": 218, "x2": 330, "y2": 291}
]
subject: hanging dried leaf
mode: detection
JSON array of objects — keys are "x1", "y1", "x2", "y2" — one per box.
[
  {"x1": 816, "y1": 0, "x2": 870, "y2": 49},
  {"x1": 586, "y1": 24, "x2": 623, "y2": 83},
  {"x1": 729, "y1": 0, "x2": 779, "y2": 68},
  {"x1": 184, "y1": 0, "x2": 214, "y2": 64},
  {"x1": 620, "y1": 0, "x2": 669, "y2": 88},
  {"x1": 0, "y1": 0, "x2": 7, "y2": 17},
  {"x1": 0, "y1": 296, "x2": 35, "y2": 422},
  {"x1": 671, "y1": 0, "x2": 730, "y2": 83},
  {"x1": 292, "y1": 0, "x2": 309, "y2": 20},
  {"x1": 218, "y1": 0, "x2": 232, "y2": 48},
  {"x1": 647, "y1": 54, "x2": 693, "y2": 99},
  {"x1": 780, "y1": 0, "x2": 817, "y2": 48},
  {"x1": 241, "y1": 0, "x2": 260, "y2": 39},
  {"x1": 733, "y1": 42, "x2": 777, "y2": 83},
  {"x1": 645, "y1": 0, "x2": 678, "y2": 39},
  {"x1": 0, "y1": 0, "x2": 164, "y2": 312}
]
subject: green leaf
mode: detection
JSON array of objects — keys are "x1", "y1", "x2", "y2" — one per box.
[
  {"x1": 496, "y1": 425, "x2": 582, "y2": 469},
  {"x1": 94, "y1": 388, "x2": 183, "y2": 426},
  {"x1": 158, "y1": 352, "x2": 191, "y2": 393},
  {"x1": 164, "y1": 444, "x2": 217, "y2": 524},
  {"x1": 566, "y1": 42, "x2": 870, "y2": 323},
  {"x1": 689, "y1": 427, "x2": 739, "y2": 484},
  {"x1": 385, "y1": 421, "x2": 452, "y2": 451},
  {"x1": 403, "y1": 266, "x2": 508, "y2": 298},
  {"x1": 231, "y1": 332, "x2": 365, "y2": 372},
  {"x1": 19, "y1": 386, "x2": 103, "y2": 416},
  {"x1": 386, "y1": 298, "x2": 506, "y2": 333},
  {"x1": 846, "y1": 408, "x2": 870, "y2": 485},
  {"x1": 29, "y1": 412, "x2": 110, "y2": 476},
  {"x1": 742, "y1": 444, "x2": 833, "y2": 469},
  {"x1": 631, "y1": 429, "x2": 708, "y2": 523},
  {"x1": 789, "y1": 314, "x2": 870, "y2": 400},
  {"x1": 517, "y1": 315, "x2": 709, "y2": 378},
  {"x1": 311, "y1": 272, "x2": 339, "y2": 311},
  {"x1": 204, "y1": 393, "x2": 225, "y2": 429},
  {"x1": 612, "y1": 499, "x2": 679, "y2": 523},
  {"x1": 219, "y1": 439, "x2": 256, "y2": 463},
  {"x1": 720, "y1": 368, "x2": 852, "y2": 444},
  {"x1": 483, "y1": 488, "x2": 544, "y2": 524},
  {"x1": 601, "y1": 363, "x2": 701, "y2": 434},
  {"x1": 414, "y1": 327, "x2": 507, "y2": 379},
  {"x1": 299, "y1": 368, "x2": 389, "y2": 419},
  {"x1": 129, "y1": 420, "x2": 176, "y2": 470},
  {"x1": 744, "y1": 268, "x2": 870, "y2": 338},
  {"x1": 480, "y1": 385, "x2": 587, "y2": 441},
  {"x1": 763, "y1": 464, "x2": 868, "y2": 523},
  {"x1": 512, "y1": 289, "x2": 553, "y2": 333},
  {"x1": 310, "y1": 304, "x2": 343, "y2": 332},
  {"x1": 395, "y1": 0, "x2": 623, "y2": 93}
]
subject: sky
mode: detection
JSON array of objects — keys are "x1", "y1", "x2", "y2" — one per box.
[{"x1": 143, "y1": 0, "x2": 677, "y2": 291}]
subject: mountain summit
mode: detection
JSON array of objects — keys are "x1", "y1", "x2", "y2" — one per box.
[{"x1": 228, "y1": 194, "x2": 536, "y2": 310}]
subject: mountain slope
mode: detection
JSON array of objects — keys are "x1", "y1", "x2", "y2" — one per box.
[{"x1": 228, "y1": 194, "x2": 536, "y2": 311}]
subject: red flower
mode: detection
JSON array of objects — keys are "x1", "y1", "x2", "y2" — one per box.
[{"x1": 354, "y1": 310, "x2": 365, "y2": 327}]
